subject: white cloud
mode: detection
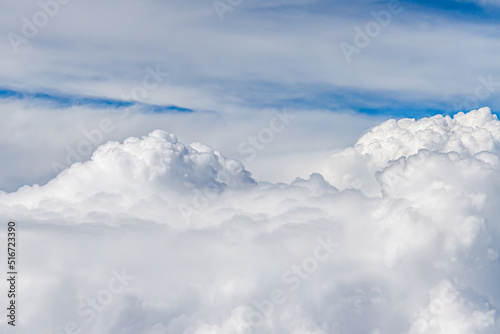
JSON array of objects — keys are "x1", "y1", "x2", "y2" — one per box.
[
  {"x1": 324, "y1": 107, "x2": 500, "y2": 196},
  {"x1": 2, "y1": 0, "x2": 500, "y2": 112},
  {"x1": 1, "y1": 108, "x2": 500, "y2": 333},
  {"x1": 0, "y1": 98, "x2": 381, "y2": 192}
]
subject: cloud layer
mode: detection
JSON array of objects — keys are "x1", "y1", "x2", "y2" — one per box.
[
  {"x1": 2, "y1": 0, "x2": 500, "y2": 113},
  {"x1": 1, "y1": 108, "x2": 500, "y2": 333}
]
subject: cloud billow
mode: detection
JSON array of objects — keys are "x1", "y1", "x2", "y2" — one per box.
[{"x1": 1, "y1": 108, "x2": 500, "y2": 333}]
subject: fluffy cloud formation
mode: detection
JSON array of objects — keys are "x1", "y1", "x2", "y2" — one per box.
[
  {"x1": 324, "y1": 107, "x2": 500, "y2": 196},
  {"x1": 0, "y1": 129, "x2": 254, "y2": 227},
  {"x1": 1, "y1": 109, "x2": 500, "y2": 333}
]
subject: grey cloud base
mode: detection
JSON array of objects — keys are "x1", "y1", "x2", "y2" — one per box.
[{"x1": 1, "y1": 108, "x2": 500, "y2": 333}]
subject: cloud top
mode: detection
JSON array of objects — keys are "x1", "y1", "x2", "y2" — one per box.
[{"x1": 324, "y1": 107, "x2": 500, "y2": 196}]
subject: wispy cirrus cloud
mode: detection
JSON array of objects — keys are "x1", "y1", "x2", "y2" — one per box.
[{"x1": 1, "y1": 0, "x2": 500, "y2": 114}]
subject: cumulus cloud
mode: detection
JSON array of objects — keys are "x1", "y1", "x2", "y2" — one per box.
[
  {"x1": 324, "y1": 107, "x2": 500, "y2": 196},
  {"x1": 0, "y1": 98, "x2": 379, "y2": 192},
  {"x1": 0, "y1": 129, "x2": 254, "y2": 228},
  {"x1": 1, "y1": 109, "x2": 500, "y2": 333}
]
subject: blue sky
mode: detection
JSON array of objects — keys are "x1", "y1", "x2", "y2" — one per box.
[
  {"x1": 1, "y1": 0, "x2": 499, "y2": 119},
  {"x1": 0, "y1": 87, "x2": 193, "y2": 113}
]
